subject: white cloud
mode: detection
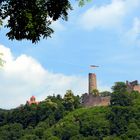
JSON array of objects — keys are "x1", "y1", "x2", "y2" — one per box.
[
  {"x1": 78, "y1": 0, "x2": 140, "y2": 30},
  {"x1": 51, "y1": 21, "x2": 66, "y2": 31},
  {"x1": 0, "y1": 44, "x2": 87, "y2": 109},
  {"x1": 79, "y1": 0, "x2": 125, "y2": 30},
  {"x1": 124, "y1": 17, "x2": 140, "y2": 46}
]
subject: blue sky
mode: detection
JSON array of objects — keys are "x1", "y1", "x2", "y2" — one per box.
[{"x1": 1, "y1": 0, "x2": 140, "y2": 108}]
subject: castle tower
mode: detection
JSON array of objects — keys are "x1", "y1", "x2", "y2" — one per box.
[
  {"x1": 26, "y1": 96, "x2": 39, "y2": 105},
  {"x1": 89, "y1": 73, "x2": 97, "y2": 94}
]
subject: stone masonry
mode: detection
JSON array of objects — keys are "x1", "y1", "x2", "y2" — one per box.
[
  {"x1": 89, "y1": 73, "x2": 97, "y2": 94},
  {"x1": 82, "y1": 73, "x2": 110, "y2": 107},
  {"x1": 126, "y1": 80, "x2": 140, "y2": 93}
]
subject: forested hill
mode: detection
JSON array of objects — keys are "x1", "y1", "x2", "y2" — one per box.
[{"x1": 0, "y1": 82, "x2": 140, "y2": 140}]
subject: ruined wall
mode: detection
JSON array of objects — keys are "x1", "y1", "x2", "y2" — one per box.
[
  {"x1": 133, "y1": 85, "x2": 140, "y2": 93},
  {"x1": 126, "y1": 80, "x2": 140, "y2": 93},
  {"x1": 89, "y1": 73, "x2": 97, "y2": 94},
  {"x1": 82, "y1": 93, "x2": 110, "y2": 107},
  {"x1": 100, "y1": 96, "x2": 111, "y2": 106}
]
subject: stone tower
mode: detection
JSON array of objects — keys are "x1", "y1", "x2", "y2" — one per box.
[{"x1": 89, "y1": 73, "x2": 97, "y2": 94}]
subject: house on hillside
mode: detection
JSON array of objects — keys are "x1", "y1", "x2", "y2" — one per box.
[{"x1": 26, "y1": 96, "x2": 39, "y2": 105}]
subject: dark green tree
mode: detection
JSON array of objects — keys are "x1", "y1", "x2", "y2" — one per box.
[
  {"x1": 110, "y1": 92, "x2": 132, "y2": 106},
  {"x1": 108, "y1": 106, "x2": 131, "y2": 135},
  {"x1": 0, "y1": 0, "x2": 72, "y2": 43},
  {"x1": 0, "y1": 0, "x2": 90, "y2": 43},
  {"x1": 19, "y1": 134, "x2": 38, "y2": 140},
  {"x1": 112, "y1": 82, "x2": 127, "y2": 93},
  {"x1": 63, "y1": 90, "x2": 80, "y2": 111},
  {"x1": 0, "y1": 123, "x2": 23, "y2": 140},
  {"x1": 91, "y1": 89, "x2": 99, "y2": 96},
  {"x1": 111, "y1": 82, "x2": 132, "y2": 106},
  {"x1": 100, "y1": 91, "x2": 111, "y2": 97}
]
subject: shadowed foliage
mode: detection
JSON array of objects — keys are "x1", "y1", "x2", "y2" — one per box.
[
  {"x1": 0, "y1": 83, "x2": 140, "y2": 139},
  {"x1": 0, "y1": 0, "x2": 72, "y2": 43},
  {"x1": 0, "y1": 0, "x2": 90, "y2": 43}
]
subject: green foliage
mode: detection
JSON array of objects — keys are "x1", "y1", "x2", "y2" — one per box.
[
  {"x1": 0, "y1": 20, "x2": 2, "y2": 26},
  {"x1": 0, "y1": 123, "x2": 23, "y2": 140},
  {"x1": 54, "y1": 122, "x2": 79, "y2": 140},
  {"x1": 63, "y1": 90, "x2": 80, "y2": 111},
  {"x1": 0, "y1": 0, "x2": 93, "y2": 43},
  {"x1": 0, "y1": 0, "x2": 73, "y2": 43},
  {"x1": 108, "y1": 106, "x2": 131, "y2": 135},
  {"x1": 43, "y1": 107, "x2": 110, "y2": 140},
  {"x1": 0, "y1": 86, "x2": 140, "y2": 140},
  {"x1": 130, "y1": 91, "x2": 140, "y2": 106},
  {"x1": 110, "y1": 92, "x2": 132, "y2": 106},
  {"x1": 125, "y1": 123, "x2": 140, "y2": 139},
  {"x1": 103, "y1": 136, "x2": 122, "y2": 140},
  {"x1": 91, "y1": 89, "x2": 99, "y2": 96},
  {"x1": 47, "y1": 136, "x2": 60, "y2": 140},
  {"x1": 78, "y1": 0, "x2": 92, "y2": 7},
  {"x1": 19, "y1": 134, "x2": 38, "y2": 140},
  {"x1": 112, "y1": 82, "x2": 127, "y2": 93},
  {"x1": 79, "y1": 107, "x2": 110, "y2": 139},
  {"x1": 108, "y1": 82, "x2": 140, "y2": 138},
  {"x1": 100, "y1": 91, "x2": 111, "y2": 97}
]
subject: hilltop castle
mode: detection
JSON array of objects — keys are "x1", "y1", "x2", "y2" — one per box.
[
  {"x1": 126, "y1": 80, "x2": 140, "y2": 93},
  {"x1": 82, "y1": 73, "x2": 110, "y2": 107},
  {"x1": 25, "y1": 74, "x2": 140, "y2": 108},
  {"x1": 82, "y1": 73, "x2": 140, "y2": 107}
]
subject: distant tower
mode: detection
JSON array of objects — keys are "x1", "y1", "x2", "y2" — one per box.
[
  {"x1": 89, "y1": 73, "x2": 97, "y2": 94},
  {"x1": 26, "y1": 96, "x2": 39, "y2": 105}
]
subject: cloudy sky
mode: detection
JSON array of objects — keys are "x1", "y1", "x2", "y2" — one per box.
[{"x1": 1, "y1": 0, "x2": 140, "y2": 109}]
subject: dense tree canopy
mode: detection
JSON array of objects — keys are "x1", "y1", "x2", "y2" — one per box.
[
  {"x1": 111, "y1": 82, "x2": 127, "y2": 93},
  {"x1": 0, "y1": 0, "x2": 88, "y2": 43},
  {"x1": 0, "y1": 83, "x2": 140, "y2": 139}
]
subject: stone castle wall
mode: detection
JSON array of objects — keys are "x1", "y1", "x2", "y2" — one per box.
[
  {"x1": 84, "y1": 73, "x2": 110, "y2": 107},
  {"x1": 133, "y1": 85, "x2": 140, "y2": 93},
  {"x1": 82, "y1": 93, "x2": 110, "y2": 107},
  {"x1": 126, "y1": 80, "x2": 140, "y2": 93}
]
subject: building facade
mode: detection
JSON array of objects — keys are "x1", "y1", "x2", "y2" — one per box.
[
  {"x1": 126, "y1": 80, "x2": 140, "y2": 93},
  {"x1": 26, "y1": 96, "x2": 39, "y2": 105}
]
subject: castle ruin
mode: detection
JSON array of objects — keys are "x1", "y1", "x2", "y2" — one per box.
[
  {"x1": 82, "y1": 93, "x2": 110, "y2": 107},
  {"x1": 126, "y1": 80, "x2": 140, "y2": 93},
  {"x1": 82, "y1": 73, "x2": 110, "y2": 107}
]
